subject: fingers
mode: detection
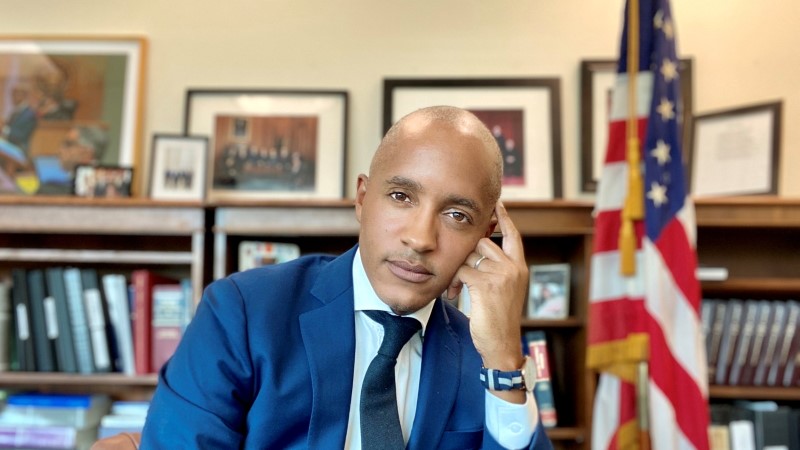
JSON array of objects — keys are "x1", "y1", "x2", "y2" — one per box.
[{"x1": 494, "y1": 201, "x2": 524, "y2": 259}]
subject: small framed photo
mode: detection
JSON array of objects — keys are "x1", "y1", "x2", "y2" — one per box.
[
  {"x1": 73, "y1": 164, "x2": 133, "y2": 198},
  {"x1": 527, "y1": 263, "x2": 570, "y2": 319},
  {"x1": 149, "y1": 134, "x2": 208, "y2": 201},
  {"x1": 580, "y1": 58, "x2": 693, "y2": 193},
  {"x1": 183, "y1": 89, "x2": 348, "y2": 202},
  {"x1": 0, "y1": 36, "x2": 146, "y2": 196},
  {"x1": 689, "y1": 101, "x2": 782, "y2": 198},
  {"x1": 383, "y1": 78, "x2": 563, "y2": 200}
]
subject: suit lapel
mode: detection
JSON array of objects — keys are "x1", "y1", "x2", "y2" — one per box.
[
  {"x1": 408, "y1": 299, "x2": 461, "y2": 450},
  {"x1": 300, "y1": 248, "x2": 357, "y2": 449}
]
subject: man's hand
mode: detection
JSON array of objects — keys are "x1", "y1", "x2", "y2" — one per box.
[{"x1": 447, "y1": 201, "x2": 529, "y2": 403}]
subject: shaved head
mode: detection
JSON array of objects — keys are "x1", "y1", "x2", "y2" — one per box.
[{"x1": 371, "y1": 106, "x2": 504, "y2": 204}]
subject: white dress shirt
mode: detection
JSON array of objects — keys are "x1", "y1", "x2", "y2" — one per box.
[{"x1": 344, "y1": 249, "x2": 538, "y2": 449}]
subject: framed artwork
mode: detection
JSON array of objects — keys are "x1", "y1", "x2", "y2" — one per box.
[
  {"x1": 580, "y1": 58, "x2": 693, "y2": 192},
  {"x1": 73, "y1": 164, "x2": 133, "y2": 198},
  {"x1": 689, "y1": 101, "x2": 782, "y2": 198},
  {"x1": 383, "y1": 78, "x2": 563, "y2": 200},
  {"x1": 0, "y1": 36, "x2": 146, "y2": 196},
  {"x1": 527, "y1": 263, "x2": 570, "y2": 319},
  {"x1": 183, "y1": 89, "x2": 348, "y2": 202},
  {"x1": 149, "y1": 134, "x2": 208, "y2": 201}
]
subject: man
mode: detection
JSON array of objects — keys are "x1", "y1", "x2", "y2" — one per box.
[
  {"x1": 1, "y1": 84, "x2": 38, "y2": 156},
  {"x1": 37, "y1": 124, "x2": 108, "y2": 195},
  {"x1": 140, "y1": 106, "x2": 552, "y2": 449}
]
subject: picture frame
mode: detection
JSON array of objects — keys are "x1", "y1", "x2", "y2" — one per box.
[
  {"x1": 0, "y1": 36, "x2": 146, "y2": 196},
  {"x1": 580, "y1": 58, "x2": 693, "y2": 193},
  {"x1": 527, "y1": 263, "x2": 570, "y2": 319},
  {"x1": 688, "y1": 101, "x2": 782, "y2": 198},
  {"x1": 148, "y1": 134, "x2": 208, "y2": 201},
  {"x1": 73, "y1": 164, "x2": 133, "y2": 198},
  {"x1": 183, "y1": 89, "x2": 348, "y2": 202},
  {"x1": 383, "y1": 78, "x2": 563, "y2": 200}
]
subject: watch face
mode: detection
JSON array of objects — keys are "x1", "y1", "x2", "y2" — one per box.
[{"x1": 523, "y1": 357, "x2": 537, "y2": 392}]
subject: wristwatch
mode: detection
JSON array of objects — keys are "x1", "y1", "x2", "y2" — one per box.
[{"x1": 480, "y1": 356, "x2": 537, "y2": 392}]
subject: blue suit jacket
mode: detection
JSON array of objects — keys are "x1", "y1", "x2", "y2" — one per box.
[{"x1": 141, "y1": 247, "x2": 552, "y2": 449}]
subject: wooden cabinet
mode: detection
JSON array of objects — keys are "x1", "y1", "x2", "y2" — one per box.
[{"x1": 0, "y1": 197, "x2": 206, "y2": 399}]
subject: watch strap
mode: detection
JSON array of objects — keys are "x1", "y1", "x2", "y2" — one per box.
[{"x1": 479, "y1": 367, "x2": 524, "y2": 391}]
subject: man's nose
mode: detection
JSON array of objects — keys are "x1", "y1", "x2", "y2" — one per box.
[{"x1": 401, "y1": 208, "x2": 437, "y2": 253}]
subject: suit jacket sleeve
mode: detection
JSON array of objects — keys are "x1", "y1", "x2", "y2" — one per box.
[{"x1": 141, "y1": 278, "x2": 254, "y2": 448}]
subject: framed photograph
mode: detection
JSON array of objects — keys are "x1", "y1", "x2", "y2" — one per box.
[
  {"x1": 580, "y1": 58, "x2": 693, "y2": 193},
  {"x1": 73, "y1": 164, "x2": 133, "y2": 198},
  {"x1": 527, "y1": 263, "x2": 570, "y2": 319},
  {"x1": 183, "y1": 89, "x2": 348, "y2": 202},
  {"x1": 383, "y1": 78, "x2": 563, "y2": 200},
  {"x1": 0, "y1": 36, "x2": 146, "y2": 196},
  {"x1": 689, "y1": 101, "x2": 782, "y2": 198},
  {"x1": 149, "y1": 134, "x2": 208, "y2": 201}
]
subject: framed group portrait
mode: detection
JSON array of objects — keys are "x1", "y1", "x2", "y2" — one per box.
[
  {"x1": 0, "y1": 36, "x2": 146, "y2": 196},
  {"x1": 148, "y1": 134, "x2": 208, "y2": 201},
  {"x1": 579, "y1": 58, "x2": 693, "y2": 193},
  {"x1": 73, "y1": 164, "x2": 133, "y2": 198},
  {"x1": 383, "y1": 78, "x2": 563, "y2": 200},
  {"x1": 183, "y1": 89, "x2": 348, "y2": 203}
]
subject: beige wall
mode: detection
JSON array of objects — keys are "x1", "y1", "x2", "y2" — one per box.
[{"x1": 2, "y1": 0, "x2": 797, "y2": 198}]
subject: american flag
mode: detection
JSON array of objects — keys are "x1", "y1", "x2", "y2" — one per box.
[{"x1": 587, "y1": 1, "x2": 709, "y2": 450}]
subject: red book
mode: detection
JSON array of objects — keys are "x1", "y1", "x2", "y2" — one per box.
[
  {"x1": 131, "y1": 270, "x2": 175, "y2": 375},
  {"x1": 151, "y1": 283, "x2": 186, "y2": 372}
]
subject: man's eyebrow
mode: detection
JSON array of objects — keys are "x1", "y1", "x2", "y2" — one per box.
[{"x1": 385, "y1": 176, "x2": 482, "y2": 215}]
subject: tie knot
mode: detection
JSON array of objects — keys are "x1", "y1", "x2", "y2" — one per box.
[{"x1": 364, "y1": 310, "x2": 421, "y2": 359}]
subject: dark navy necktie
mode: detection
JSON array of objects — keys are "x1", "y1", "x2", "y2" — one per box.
[{"x1": 360, "y1": 310, "x2": 422, "y2": 450}]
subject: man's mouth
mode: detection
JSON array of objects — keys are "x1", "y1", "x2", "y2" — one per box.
[{"x1": 387, "y1": 259, "x2": 433, "y2": 283}]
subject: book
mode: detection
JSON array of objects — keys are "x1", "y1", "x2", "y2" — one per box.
[
  {"x1": 715, "y1": 299, "x2": 743, "y2": 385},
  {"x1": 0, "y1": 393, "x2": 111, "y2": 429},
  {"x1": 753, "y1": 302, "x2": 787, "y2": 386},
  {"x1": 768, "y1": 300, "x2": 799, "y2": 386},
  {"x1": 80, "y1": 269, "x2": 113, "y2": 373},
  {"x1": 0, "y1": 279, "x2": 11, "y2": 372},
  {"x1": 781, "y1": 302, "x2": 800, "y2": 386},
  {"x1": 130, "y1": 270, "x2": 176, "y2": 374},
  {"x1": 707, "y1": 300, "x2": 727, "y2": 383},
  {"x1": 63, "y1": 268, "x2": 95, "y2": 374},
  {"x1": 26, "y1": 269, "x2": 57, "y2": 372},
  {"x1": 96, "y1": 401, "x2": 149, "y2": 439},
  {"x1": 151, "y1": 283, "x2": 187, "y2": 372},
  {"x1": 10, "y1": 269, "x2": 35, "y2": 372},
  {"x1": 524, "y1": 330, "x2": 557, "y2": 428},
  {"x1": 102, "y1": 274, "x2": 135, "y2": 376},
  {"x1": 727, "y1": 300, "x2": 759, "y2": 385},
  {"x1": 526, "y1": 263, "x2": 570, "y2": 319},
  {"x1": 740, "y1": 300, "x2": 773, "y2": 386},
  {"x1": 0, "y1": 424, "x2": 98, "y2": 450},
  {"x1": 237, "y1": 241, "x2": 300, "y2": 272},
  {"x1": 44, "y1": 267, "x2": 79, "y2": 374}
]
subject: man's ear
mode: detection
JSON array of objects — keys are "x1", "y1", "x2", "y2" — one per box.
[
  {"x1": 484, "y1": 214, "x2": 498, "y2": 238},
  {"x1": 354, "y1": 174, "x2": 368, "y2": 223}
]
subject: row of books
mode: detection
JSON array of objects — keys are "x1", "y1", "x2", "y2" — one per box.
[
  {"x1": 0, "y1": 392, "x2": 148, "y2": 450},
  {"x1": 0, "y1": 267, "x2": 193, "y2": 375},
  {"x1": 709, "y1": 402, "x2": 799, "y2": 450},
  {"x1": 703, "y1": 298, "x2": 800, "y2": 387},
  {"x1": 522, "y1": 330, "x2": 557, "y2": 428}
]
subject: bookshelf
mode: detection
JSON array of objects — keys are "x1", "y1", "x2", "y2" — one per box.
[
  {"x1": 0, "y1": 197, "x2": 205, "y2": 399},
  {"x1": 0, "y1": 196, "x2": 797, "y2": 447},
  {"x1": 695, "y1": 197, "x2": 800, "y2": 407}
]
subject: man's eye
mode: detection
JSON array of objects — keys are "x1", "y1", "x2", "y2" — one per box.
[
  {"x1": 389, "y1": 192, "x2": 409, "y2": 202},
  {"x1": 448, "y1": 211, "x2": 470, "y2": 223}
]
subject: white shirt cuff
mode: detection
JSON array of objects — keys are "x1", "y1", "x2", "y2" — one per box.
[{"x1": 484, "y1": 391, "x2": 539, "y2": 449}]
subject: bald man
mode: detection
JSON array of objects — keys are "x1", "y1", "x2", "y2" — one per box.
[{"x1": 141, "y1": 106, "x2": 553, "y2": 450}]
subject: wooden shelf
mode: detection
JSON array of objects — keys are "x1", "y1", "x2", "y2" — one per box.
[
  {"x1": 0, "y1": 372, "x2": 157, "y2": 388},
  {"x1": 702, "y1": 278, "x2": 800, "y2": 296},
  {"x1": 709, "y1": 385, "x2": 800, "y2": 402},
  {"x1": 520, "y1": 317, "x2": 584, "y2": 329},
  {"x1": 0, "y1": 248, "x2": 195, "y2": 265},
  {"x1": 695, "y1": 197, "x2": 800, "y2": 228},
  {"x1": 545, "y1": 426, "x2": 585, "y2": 442}
]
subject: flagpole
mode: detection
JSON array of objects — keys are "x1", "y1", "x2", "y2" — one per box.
[
  {"x1": 619, "y1": 0, "x2": 644, "y2": 277},
  {"x1": 637, "y1": 361, "x2": 651, "y2": 450}
]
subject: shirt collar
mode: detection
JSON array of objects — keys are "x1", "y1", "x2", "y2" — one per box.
[{"x1": 352, "y1": 248, "x2": 435, "y2": 335}]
